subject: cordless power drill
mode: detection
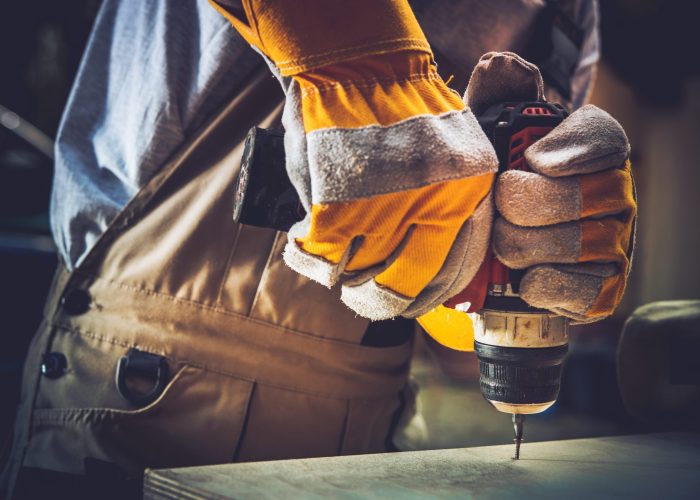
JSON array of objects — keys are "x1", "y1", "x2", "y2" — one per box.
[{"x1": 233, "y1": 100, "x2": 569, "y2": 459}]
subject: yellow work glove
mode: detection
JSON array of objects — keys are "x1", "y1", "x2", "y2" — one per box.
[
  {"x1": 471, "y1": 53, "x2": 637, "y2": 322},
  {"x1": 212, "y1": 0, "x2": 498, "y2": 320},
  {"x1": 418, "y1": 52, "x2": 636, "y2": 351}
]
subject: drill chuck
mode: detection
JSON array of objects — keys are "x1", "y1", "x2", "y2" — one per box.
[
  {"x1": 475, "y1": 340, "x2": 568, "y2": 414},
  {"x1": 472, "y1": 294, "x2": 569, "y2": 415},
  {"x1": 464, "y1": 101, "x2": 570, "y2": 420}
]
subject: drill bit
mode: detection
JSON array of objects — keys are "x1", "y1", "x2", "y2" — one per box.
[{"x1": 512, "y1": 413, "x2": 525, "y2": 460}]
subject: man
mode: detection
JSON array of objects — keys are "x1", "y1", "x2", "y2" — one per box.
[{"x1": 2, "y1": 0, "x2": 635, "y2": 497}]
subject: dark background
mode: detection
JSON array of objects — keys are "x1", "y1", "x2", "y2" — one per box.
[{"x1": 1, "y1": 0, "x2": 699, "y2": 455}]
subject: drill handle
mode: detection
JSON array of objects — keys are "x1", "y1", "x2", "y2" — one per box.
[{"x1": 445, "y1": 101, "x2": 567, "y2": 313}]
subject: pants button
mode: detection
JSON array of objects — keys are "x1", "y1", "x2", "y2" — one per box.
[
  {"x1": 61, "y1": 288, "x2": 92, "y2": 315},
  {"x1": 41, "y1": 352, "x2": 67, "y2": 379}
]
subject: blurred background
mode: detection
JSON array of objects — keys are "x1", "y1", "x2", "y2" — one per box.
[{"x1": 1, "y1": 0, "x2": 699, "y2": 454}]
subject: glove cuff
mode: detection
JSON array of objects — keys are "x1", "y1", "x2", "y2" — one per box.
[
  {"x1": 210, "y1": 0, "x2": 431, "y2": 76},
  {"x1": 296, "y1": 52, "x2": 461, "y2": 131}
]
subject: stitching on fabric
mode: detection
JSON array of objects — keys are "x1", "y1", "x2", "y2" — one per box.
[
  {"x1": 405, "y1": 195, "x2": 490, "y2": 317},
  {"x1": 215, "y1": 223, "x2": 242, "y2": 305},
  {"x1": 283, "y1": 239, "x2": 340, "y2": 287},
  {"x1": 46, "y1": 325, "x2": 401, "y2": 401},
  {"x1": 276, "y1": 38, "x2": 430, "y2": 73},
  {"x1": 276, "y1": 38, "x2": 429, "y2": 66},
  {"x1": 437, "y1": 204, "x2": 478, "y2": 301},
  {"x1": 70, "y1": 270, "x2": 395, "y2": 354},
  {"x1": 317, "y1": 170, "x2": 495, "y2": 204},
  {"x1": 245, "y1": 0, "x2": 266, "y2": 54},
  {"x1": 581, "y1": 275, "x2": 606, "y2": 316},
  {"x1": 300, "y1": 72, "x2": 441, "y2": 97},
  {"x1": 248, "y1": 230, "x2": 282, "y2": 316},
  {"x1": 309, "y1": 108, "x2": 466, "y2": 136}
]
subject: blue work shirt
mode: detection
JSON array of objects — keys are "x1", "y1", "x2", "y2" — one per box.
[{"x1": 51, "y1": 0, "x2": 262, "y2": 268}]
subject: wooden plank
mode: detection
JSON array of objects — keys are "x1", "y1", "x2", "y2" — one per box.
[{"x1": 144, "y1": 433, "x2": 700, "y2": 499}]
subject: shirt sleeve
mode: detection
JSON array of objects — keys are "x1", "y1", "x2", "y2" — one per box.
[{"x1": 570, "y1": 0, "x2": 600, "y2": 109}]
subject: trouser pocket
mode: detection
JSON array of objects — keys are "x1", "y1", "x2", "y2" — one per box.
[{"x1": 23, "y1": 328, "x2": 254, "y2": 476}]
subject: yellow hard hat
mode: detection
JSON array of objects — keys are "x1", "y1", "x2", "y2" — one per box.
[{"x1": 417, "y1": 304, "x2": 475, "y2": 352}]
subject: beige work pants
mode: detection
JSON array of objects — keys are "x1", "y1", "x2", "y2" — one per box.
[{"x1": 1, "y1": 68, "x2": 413, "y2": 495}]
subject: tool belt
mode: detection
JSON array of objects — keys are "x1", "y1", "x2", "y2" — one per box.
[{"x1": 1, "y1": 66, "x2": 413, "y2": 494}]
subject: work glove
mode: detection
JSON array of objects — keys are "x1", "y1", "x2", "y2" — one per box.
[
  {"x1": 418, "y1": 52, "x2": 636, "y2": 351},
  {"x1": 212, "y1": 0, "x2": 498, "y2": 320},
  {"x1": 472, "y1": 52, "x2": 637, "y2": 322}
]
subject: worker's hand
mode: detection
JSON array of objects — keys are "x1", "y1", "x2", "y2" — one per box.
[
  {"x1": 481, "y1": 56, "x2": 637, "y2": 322},
  {"x1": 212, "y1": 0, "x2": 498, "y2": 319}
]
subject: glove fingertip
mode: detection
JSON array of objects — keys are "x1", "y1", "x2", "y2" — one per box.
[
  {"x1": 341, "y1": 279, "x2": 412, "y2": 321},
  {"x1": 495, "y1": 170, "x2": 580, "y2": 227},
  {"x1": 520, "y1": 265, "x2": 618, "y2": 322},
  {"x1": 464, "y1": 51, "x2": 544, "y2": 115},
  {"x1": 520, "y1": 266, "x2": 597, "y2": 315},
  {"x1": 283, "y1": 239, "x2": 338, "y2": 288},
  {"x1": 525, "y1": 104, "x2": 631, "y2": 177}
]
